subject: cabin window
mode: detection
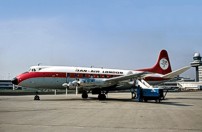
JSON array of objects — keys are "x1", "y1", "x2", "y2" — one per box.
[
  {"x1": 67, "y1": 73, "x2": 70, "y2": 77},
  {"x1": 75, "y1": 74, "x2": 78, "y2": 77},
  {"x1": 90, "y1": 74, "x2": 93, "y2": 78},
  {"x1": 83, "y1": 74, "x2": 86, "y2": 78}
]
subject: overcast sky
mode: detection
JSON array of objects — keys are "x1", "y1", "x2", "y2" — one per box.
[{"x1": 0, "y1": 0, "x2": 202, "y2": 80}]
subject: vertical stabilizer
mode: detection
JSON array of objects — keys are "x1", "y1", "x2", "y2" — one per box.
[{"x1": 137, "y1": 50, "x2": 172, "y2": 75}]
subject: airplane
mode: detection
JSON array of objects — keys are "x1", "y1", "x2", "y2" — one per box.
[{"x1": 12, "y1": 50, "x2": 190, "y2": 100}]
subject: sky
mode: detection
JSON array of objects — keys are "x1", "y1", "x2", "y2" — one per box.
[{"x1": 0, "y1": 0, "x2": 202, "y2": 80}]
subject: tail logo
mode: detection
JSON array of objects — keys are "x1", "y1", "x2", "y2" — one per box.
[{"x1": 159, "y1": 58, "x2": 169, "y2": 70}]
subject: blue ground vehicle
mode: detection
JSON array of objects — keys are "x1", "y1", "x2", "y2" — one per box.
[{"x1": 137, "y1": 87, "x2": 164, "y2": 102}]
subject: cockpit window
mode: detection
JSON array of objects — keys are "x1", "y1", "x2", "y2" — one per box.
[{"x1": 29, "y1": 68, "x2": 36, "y2": 72}]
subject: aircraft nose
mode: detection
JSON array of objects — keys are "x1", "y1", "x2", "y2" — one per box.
[{"x1": 11, "y1": 78, "x2": 18, "y2": 85}]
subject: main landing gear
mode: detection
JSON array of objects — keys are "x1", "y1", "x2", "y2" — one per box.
[
  {"x1": 81, "y1": 90, "x2": 88, "y2": 99},
  {"x1": 34, "y1": 91, "x2": 40, "y2": 100},
  {"x1": 98, "y1": 93, "x2": 106, "y2": 100},
  {"x1": 81, "y1": 90, "x2": 107, "y2": 100}
]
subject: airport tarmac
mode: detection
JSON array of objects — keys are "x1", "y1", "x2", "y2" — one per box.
[{"x1": 0, "y1": 92, "x2": 202, "y2": 132}]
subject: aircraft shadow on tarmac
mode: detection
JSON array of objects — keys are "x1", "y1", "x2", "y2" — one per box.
[
  {"x1": 157, "y1": 101, "x2": 193, "y2": 107},
  {"x1": 39, "y1": 97, "x2": 193, "y2": 106},
  {"x1": 172, "y1": 97, "x2": 202, "y2": 100},
  {"x1": 39, "y1": 97, "x2": 134, "y2": 102}
]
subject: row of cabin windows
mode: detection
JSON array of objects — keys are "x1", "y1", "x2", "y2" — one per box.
[
  {"x1": 67, "y1": 73, "x2": 118, "y2": 78},
  {"x1": 29, "y1": 71, "x2": 119, "y2": 78}
]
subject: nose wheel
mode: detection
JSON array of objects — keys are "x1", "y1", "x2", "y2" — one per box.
[
  {"x1": 34, "y1": 91, "x2": 40, "y2": 100},
  {"x1": 34, "y1": 95, "x2": 40, "y2": 100}
]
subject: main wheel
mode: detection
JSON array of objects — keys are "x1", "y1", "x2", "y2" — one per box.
[
  {"x1": 131, "y1": 93, "x2": 136, "y2": 99},
  {"x1": 98, "y1": 94, "x2": 106, "y2": 100},
  {"x1": 82, "y1": 91, "x2": 88, "y2": 99}
]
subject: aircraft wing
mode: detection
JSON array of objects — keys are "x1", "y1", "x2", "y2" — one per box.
[
  {"x1": 104, "y1": 72, "x2": 148, "y2": 84},
  {"x1": 162, "y1": 66, "x2": 190, "y2": 79}
]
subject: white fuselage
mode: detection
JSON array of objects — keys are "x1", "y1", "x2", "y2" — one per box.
[{"x1": 17, "y1": 66, "x2": 147, "y2": 90}]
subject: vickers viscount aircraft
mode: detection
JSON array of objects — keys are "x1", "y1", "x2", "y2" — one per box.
[{"x1": 12, "y1": 50, "x2": 190, "y2": 100}]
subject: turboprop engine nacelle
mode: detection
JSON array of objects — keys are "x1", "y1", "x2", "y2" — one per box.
[{"x1": 62, "y1": 80, "x2": 79, "y2": 90}]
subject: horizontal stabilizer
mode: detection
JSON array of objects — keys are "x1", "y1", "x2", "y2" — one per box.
[{"x1": 162, "y1": 66, "x2": 190, "y2": 79}]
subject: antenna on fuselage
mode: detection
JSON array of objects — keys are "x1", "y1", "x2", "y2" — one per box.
[{"x1": 38, "y1": 63, "x2": 41, "y2": 66}]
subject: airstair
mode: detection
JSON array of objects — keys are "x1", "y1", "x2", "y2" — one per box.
[
  {"x1": 135, "y1": 79, "x2": 166, "y2": 102},
  {"x1": 136, "y1": 79, "x2": 153, "y2": 88}
]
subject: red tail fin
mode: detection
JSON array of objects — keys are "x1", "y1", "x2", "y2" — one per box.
[{"x1": 137, "y1": 50, "x2": 172, "y2": 75}]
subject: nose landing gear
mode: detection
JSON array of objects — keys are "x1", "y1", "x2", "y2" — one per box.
[{"x1": 34, "y1": 91, "x2": 40, "y2": 100}]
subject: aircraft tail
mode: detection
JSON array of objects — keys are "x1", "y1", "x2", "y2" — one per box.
[{"x1": 137, "y1": 50, "x2": 172, "y2": 75}]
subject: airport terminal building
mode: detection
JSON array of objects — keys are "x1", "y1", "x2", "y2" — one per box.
[
  {"x1": 199, "y1": 66, "x2": 202, "y2": 82},
  {"x1": 0, "y1": 80, "x2": 14, "y2": 90}
]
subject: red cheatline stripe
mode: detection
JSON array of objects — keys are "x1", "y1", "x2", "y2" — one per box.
[
  {"x1": 17, "y1": 72, "x2": 120, "y2": 84},
  {"x1": 17, "y1": 72, "x2": 167, "y2": 84}
]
